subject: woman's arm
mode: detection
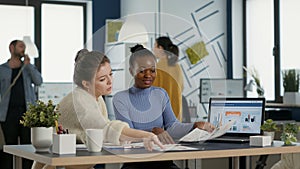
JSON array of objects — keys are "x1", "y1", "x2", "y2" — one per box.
[
  {"x1": 25, "y1": 63, "x2": 43, "y2": 85},
  {"x1": 120, "y1": 127, "x2": 164, "y2": 151},
  {"x1": 161, "y1": 93, "x2": 194, "y2": 138}
]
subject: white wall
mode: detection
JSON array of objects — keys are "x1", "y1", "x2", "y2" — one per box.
[
  {"x1": 121, "y1": 0, "x2": 229, "y2": 119},
  {"x1": 120, "y1": 0, "x2": 158, "y2": 47}
]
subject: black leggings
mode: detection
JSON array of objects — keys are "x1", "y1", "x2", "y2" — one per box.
[{"x1": 0, "y1": 107, "x2": 32, "y2": 169}]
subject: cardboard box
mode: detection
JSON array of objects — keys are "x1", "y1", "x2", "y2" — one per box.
[
  {"x1": 52, "y1": 134, "x2": 76, "y2": 154},
  {"x1": 250, "y1": 135, "x2": 272, "y2": 147}
]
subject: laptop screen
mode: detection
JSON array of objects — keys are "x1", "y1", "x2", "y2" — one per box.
[{"x1": 208, "y1": 97, "x2": 265, "y2": 135}]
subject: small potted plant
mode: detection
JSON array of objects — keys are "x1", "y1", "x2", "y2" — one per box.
[
  {"x1": 20, "y1": 100, "x2": 60, "y2": 152},
  {"x1": 281, "y1": 123, "x2": 299, "y2": 145},
  {"x1": 282, "y1": 69, "x2": 300, "y2": 104},
  {"x1": 261, "y1": 119, "x2": 278, "y2": 142}
]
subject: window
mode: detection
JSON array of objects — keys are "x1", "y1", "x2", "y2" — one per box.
[
  {"x1": 280, "y1": 0, "x2": 300, "y2": 95},
  {"x1": 246, "y1": 0, "x2": 274, "y2": 100},
  {"x1": 0, "y1": 1, "x2": 89, "y2": 83},
  {"x1": 245, "y1": 0, "x2": 300, "y2": 102},
  {"x1": 41, "y1": 3, "x2": 85, "y2": 82},
  {"x1": 0, "y1": 5, "x2": 35, "y2": 64}
]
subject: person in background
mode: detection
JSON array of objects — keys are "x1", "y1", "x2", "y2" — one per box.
[
  {"x1": 113, "y1": 44, "x2": 215, "y2": 169},
  {"x1": 0, "y1": 39, "x2": 43, "y2": 169},
  {"x1": 32, "y1": 49, "x2": 164, "y2": 169},
  {"x1": 152, "y1": 36, "x2": 184, "y2": 121}
]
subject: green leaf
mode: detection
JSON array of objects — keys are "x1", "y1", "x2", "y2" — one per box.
[{"x1": 19, "y1": 100, "x2": 60, "y2": 128}]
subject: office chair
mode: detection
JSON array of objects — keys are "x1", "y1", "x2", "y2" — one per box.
[
  {"x1": 182, "y1": 95, "x2": 191, "y2": 123},
  {"x1": 182, "y1": 95, "x2": 191, "y2": 169}
]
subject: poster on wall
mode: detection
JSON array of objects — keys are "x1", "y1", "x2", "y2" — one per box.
[{"x1": 105, "y1": 19, "x2": 123, "y2": 43}]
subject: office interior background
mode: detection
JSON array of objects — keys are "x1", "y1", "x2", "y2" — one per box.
[{"x1": 0, "y1": 0, "x2": 299, "y2": 120}]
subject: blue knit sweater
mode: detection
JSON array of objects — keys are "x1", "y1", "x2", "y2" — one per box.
[{"x1": 113, "y1": 86, "x2": 194, "y2": 139}]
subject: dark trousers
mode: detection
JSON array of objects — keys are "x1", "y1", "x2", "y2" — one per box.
[
  {"x1": 0, "y1": 107, "x2": 33, "y2": 169},
  {"x1": 121, "y1": 161, "x2": 180, "y2": 169}
]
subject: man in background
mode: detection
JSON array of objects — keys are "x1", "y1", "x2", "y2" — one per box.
[{"x1": 0, "y1": 40, "x2": 43, "y2": 169}]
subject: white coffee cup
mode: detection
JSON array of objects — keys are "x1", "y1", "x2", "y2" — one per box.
[{"x1": 85, "y1": 129, "x2": 103, "y2": 152}]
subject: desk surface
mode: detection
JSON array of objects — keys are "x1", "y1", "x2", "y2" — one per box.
[{"x1": 4, "y1": 141, "x2": 300, "y2": 167}]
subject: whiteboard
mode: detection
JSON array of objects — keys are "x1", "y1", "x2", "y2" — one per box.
[
  {"x1": 38, "y1": 82, "x2": 74, "y2": 105},
  {"x1": 199, "y1": 79, "x2": 244, "y2": 103}
]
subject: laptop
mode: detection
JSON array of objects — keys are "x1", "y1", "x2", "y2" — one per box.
[{"x1": 207, "y1": 97, "x2": 265, "y2": 142}]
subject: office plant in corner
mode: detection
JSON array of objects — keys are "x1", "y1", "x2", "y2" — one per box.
[
  {"x1": 281, "y1": 123, "x2": 299, "y2": 146},
  {"x1": 282, "y1": 69, "x2": 300, "y2": 104},
  {"x1": 20, "y1": 100, "x2": 60, "y2": 152}
]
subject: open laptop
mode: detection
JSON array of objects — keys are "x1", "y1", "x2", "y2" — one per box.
[{"x1": 207, "y1": 97, "x2": 265, "y2": 142}]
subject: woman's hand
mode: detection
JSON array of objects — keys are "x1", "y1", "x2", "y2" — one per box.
[
  {"x1": 143, "y1": 133, "x2": 164, "y2": 151},
  {"x1": 152, "y1": 127, "x2": 175, "y2": 144},
  {"x1": 193, "y1": 121, "x2": 215, "y2": 132},
  {"x1": 120, "y1": 127, "x2": 164, "y2": 151}
]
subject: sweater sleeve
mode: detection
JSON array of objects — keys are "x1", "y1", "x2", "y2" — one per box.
[
  {"x1": 25, "y1": 64, "x2": 43, "y2": 85},
  {"x1": 162, "y1": 94, "x2": 194, "y2": 139},
  {"x1": 59, "y1": 87, "x2": 128, "y2": 145}
]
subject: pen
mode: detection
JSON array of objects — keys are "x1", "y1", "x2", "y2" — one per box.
[{"x1": 55, "y1": 120, "x2": 59, "y2": 134}]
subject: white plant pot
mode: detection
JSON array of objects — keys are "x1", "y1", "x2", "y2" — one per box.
[
  {"x1": 31, "y1": 127, "x2": 53, "y2": 152},
  {"x1": 263, "y1": 131, "x2": 275, "y2": 142},
  {"x1": 283, "y1": 92, "x2": 300, "y2": 105}
]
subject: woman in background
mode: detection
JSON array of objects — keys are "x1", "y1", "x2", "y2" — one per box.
[{"x1": 152, "y1": 36, "x2": 184, "y2": 121}]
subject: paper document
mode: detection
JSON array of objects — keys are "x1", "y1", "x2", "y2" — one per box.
[
  {"x1": 179, "y1": 120, "x2": 235, "y2": 142},
  {"x1": 103, "y1": 142, "x2": 198, "y2": 151},
  {"x1": 154, "y1": 144, "x2": 198, "y2": 151}
]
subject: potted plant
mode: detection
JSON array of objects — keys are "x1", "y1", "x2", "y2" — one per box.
[
  {"x1": 282, "y1": 69, "x2": 300, "y2": 104},
  {"x1": 20, "y1": 100, "x2": 60, "y2": 152},
  {"x1": 281, "y1": 123, "x2": 299, "y2": 145},
  {"x1": 261, "y1": 119, "x2": 278, "y2": 142}
]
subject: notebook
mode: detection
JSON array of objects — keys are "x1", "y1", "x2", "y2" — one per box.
[{"x1": 207, "y1": 97, "x2": 265, "y2": 142}]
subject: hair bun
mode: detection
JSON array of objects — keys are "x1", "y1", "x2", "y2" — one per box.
[
  {"x1": 130, "y1": 44, "x2": 144, "y2": 53},
  {"x1": 168, "y1": 44, "x2": 176, "y2": 49},
  {"x1": 75, "y1": 49, "x2": 89, "y2": 63}
]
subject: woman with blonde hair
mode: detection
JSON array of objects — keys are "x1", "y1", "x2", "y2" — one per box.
[{"x1": 32, "y1": 49, "x2": 163, "y2": 169}]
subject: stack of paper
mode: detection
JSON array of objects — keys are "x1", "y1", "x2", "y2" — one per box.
[{"x1": 179, "y1": 120, "x2": 235, "y2": 142}]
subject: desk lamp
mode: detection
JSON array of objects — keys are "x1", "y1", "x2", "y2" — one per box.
[
  {"x1": 118, "y1": 19, "x2": 148, "y2": 44},
  {"x1": 23, "y1": 36, "x2": 39, "y2": 58},
  {"x1": 244, "y1": 79, "x2": 265, "y2": 96}
]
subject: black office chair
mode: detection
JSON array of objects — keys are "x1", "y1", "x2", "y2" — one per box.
[
  {"x1": 182, "y1": 95, "x2": 191, "y2": 123},
  {"x1": 182, "y1": 95, "x2": 191, "y2": 169}
]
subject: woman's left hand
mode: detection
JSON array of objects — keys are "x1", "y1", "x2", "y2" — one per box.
[
  {"x1": 152, "y1": 127, "x2": 175, "y2": 144},
  {"x1": 193, "y1": 122, "x2": 215, "y2": 132},
  {"x1": 143, "y1": 134, "x2": 164, "y2": 151}
]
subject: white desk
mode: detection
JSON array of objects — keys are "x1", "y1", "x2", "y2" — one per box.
[{"x1": 4, "y1": 141, "x2": 300, "y2": 169}]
